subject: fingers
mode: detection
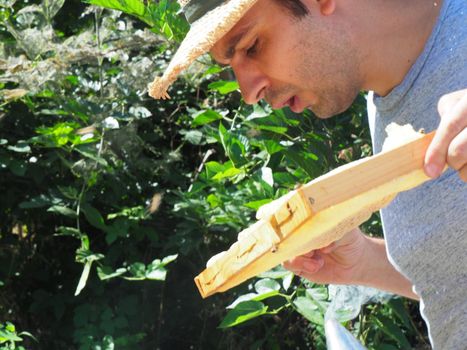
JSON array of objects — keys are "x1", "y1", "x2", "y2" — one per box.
[
  {"x1": 284, "y1": 242, "x2": 336, "y2": 274},
  {"x1": 425, "y1": 89, "x2": 467, "y2": 179},
  {"x1": 447, "y1": 127, "x2": 467, "y2": 172},
  {"x1": 283, "y1": 252, "x2": 324, "y2": 276}
]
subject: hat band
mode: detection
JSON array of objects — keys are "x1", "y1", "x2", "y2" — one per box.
[{"x1": 183, "y1": 0, "x2": 227, "y2": 24}]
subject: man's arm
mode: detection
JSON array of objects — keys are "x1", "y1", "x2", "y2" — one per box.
[
  {"x1": 284, "y1": 228, "x2": 419, "y2": 300},
  {"x1": 354, "y1": 235, "x2": 419, "y2": 300}
]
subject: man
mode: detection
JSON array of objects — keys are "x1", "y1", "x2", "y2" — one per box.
[{"x1": 149, "y1": 0, "x2": 466, "y2": 348}]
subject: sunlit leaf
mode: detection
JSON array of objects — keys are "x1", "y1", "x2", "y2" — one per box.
[
  {"x1": 208, "y1": 80, "x2": 239, "y2": 95},
  {"x1": 97, "y1": 266, "x2": 126, "y2": 281},
  {"x1": 191, "y1": 109, "x2": 223, "y2": 127},
  {"x1": 47, "y1": 205, "x2": 77, "y2": 218},
  {"x1": 254, "y1": 278, "x2": 281, "y2": 295},
  {"x1": 219, "y1": 301, "x2": 269, "y2": 328},
  {"x1": 74, "y1": 261, "x2": 92, "y2": 296},
  {"x1": 293, "y1": 296, "x2": 323, "y2": 325}
]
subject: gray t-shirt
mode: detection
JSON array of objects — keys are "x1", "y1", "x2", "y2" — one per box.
[{"x1": 367, "y1": 0, "x2": 467, "y2": 348}]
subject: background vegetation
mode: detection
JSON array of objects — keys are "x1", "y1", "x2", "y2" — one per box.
[{"x1": 0, "y1": 0, "x2": 429, "y2": 349}]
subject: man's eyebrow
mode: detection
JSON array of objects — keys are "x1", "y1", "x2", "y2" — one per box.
[{"x1": 221, "y1": 23, "x2": 255, "y2": 61}]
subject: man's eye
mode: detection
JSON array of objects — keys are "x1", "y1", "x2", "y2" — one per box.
[{"x1": 246, "y1": 39, "x2": 259, "y2": 56}]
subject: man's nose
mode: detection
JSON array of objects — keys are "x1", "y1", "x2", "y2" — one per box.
[{"x1": 232, "y1": 62, "x2": 269, "y2": 105}]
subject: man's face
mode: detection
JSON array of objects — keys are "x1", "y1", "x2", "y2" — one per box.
[{"x1": 210, "y1": 0, "x2": 362, "y2": 118}]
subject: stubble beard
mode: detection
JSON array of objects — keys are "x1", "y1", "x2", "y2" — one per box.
[{"x1": 295, "y1": 23, "x2": 362, "y2": 118}]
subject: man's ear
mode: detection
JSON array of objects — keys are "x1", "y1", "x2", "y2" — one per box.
[{"x1": 318, "y1": 0, "x2": 336, "y2": 16}]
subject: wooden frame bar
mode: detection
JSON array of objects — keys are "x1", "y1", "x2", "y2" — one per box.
[{"x1": 195, "y1": 128, "x2": 436, "y2": 298}]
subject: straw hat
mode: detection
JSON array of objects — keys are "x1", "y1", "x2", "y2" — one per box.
[{"x1": 148, "y1": 0, "x2": 259, "y2": 100}]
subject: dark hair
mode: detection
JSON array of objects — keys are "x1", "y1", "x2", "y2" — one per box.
[{"x1": 274, "y1": 0, "x2": 309, "y2": 18}]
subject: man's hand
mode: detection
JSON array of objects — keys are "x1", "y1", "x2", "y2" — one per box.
[
  {"x1": 284, "y1": 228, "x2": 419, "y2": 300},
  {"x1": 283, "y1": 228, "x2": 366, "y2": 285},
  {"x1": 425, "y1": 89, "x2": 467, "y2": 182}
]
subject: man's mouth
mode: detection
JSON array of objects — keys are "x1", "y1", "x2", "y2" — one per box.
[
  {"x1": 288, "y1": 95, "x2": 304, "y2": 113},
  {"x1": 272, "y1": 95, "x2": 299, "y2": 111}
]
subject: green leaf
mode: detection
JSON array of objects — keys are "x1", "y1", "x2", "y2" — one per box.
[
  {"x1": 208, "y1": 80, "x2": 239, "y2": 95},
  {"x1": 257, "y1": 267, "x2": 292, "y2": 281},
  {"x1": 19, "y1": 195, "x2": 55, "y2": 209},
  {"x1": 74, "y1": 148, "x2": 108, "y2": 166},
  {"x1": 82, "y1": 204, "x2": 106, "y2": 230},
  {"x1": 97, "y1": 266, "x2": 126, "y2": 281},
  {"x1": 7, "y1": 141, "x2": 31, "y2": 153},
  {"x1": 219, "y1": 301, "x2": 269, "y2": 328},
  {"x1": 191, "y1": 109, "x2": 223, "y2": 127},
  {"x1": 55, "y1": 226, "x2": 82, "y2": 238},
  {"x1": 5, "y1": 323, "x2": 15, "y2": 333},
  {"x1": 58, "y1": 186, "x2": 79, "y2": 200},
  {"x1": 75, "y1": 261, "x2": 92, "y2": 296},
  {"x1": 244, "y1": 199, "x2": 272, "y2": 210},
  {"x1": 263, "y1": 140, "x2": 284, "y2": 155},
  {"x1": 388, "y1": 298, "x2": 412, "y2": 330},
  {"x1": 161, "y1": 254, "x2": 178, "y2": 265},
  {"x1": 246, "y1": 104, "x2": 271, "y2": 120},
  {"x1": 76, "y1": 248, "x2": 104, "y2": 264},
  {"x1": 127, "y1": 262, "x2": 146, "y2": 280},
  {"x1": 18, "y1": 330, "x2": 37, "y2": 342},
  {"x1": 376, "y1": 345, "x2": 399, "y2": 350},
  {"x1": 145, "y1": 267, "x2": 166, "y2": 281},
  {"x1": 305, "y1": 287, "x2": 329, "y2": 314},
  {"x1": 306, "y1": 287, "x2": 328, "y2": 301},
  {"x1": 227, "y1": 293, "x2": 259, "y2": 309},
  {"x1": 284, "y1": 148, "x2": 321, "y2": 178},
  {"x1": 293, "y1": 296, "x2": 324, "y2": 325},
  {"x1": 218, "y1": 123, "x2": 248, "y2": 166},
  {"x1": 207, "y1": 194, "x2": 222, "y2": 208},
  {"x1": 0, "y1": 329, "x2": 22, "y2": 342},
  {"x1": 87, "y1": 0, "x2": 145, "y2": 20},
  {"x1": 256, "y1": 125, "x2": 288, "y2": 135},
  {"x1": 202, "y1": 65, "x2": 223, "y2": 77},
  {"x1": 205, "y1": 161, "x2": 226, "y2": 175},
  {"x1": 212, "y1": 167, "x2": 242, "y2": 181},
  {"x1": 282, "y1": 273, "x2": 294, "y2": 291},
  {"x1": 182, "y1": 130, "x2": 203, "y2": 145},
  {"x1": 104, "y1": 220, "x2": 128, "y2": 245},
  {"x1": 254, "y1": 278, "x2": 281, "y2": 295},
  {"x1": 373, "y1": 314, "x2": 411, "y2": 348},
  {"x1": 47, "y1": 205, "x2": 77, "y2": 218}
]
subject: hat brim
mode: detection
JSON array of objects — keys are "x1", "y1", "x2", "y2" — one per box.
[{"x1": 148, "y1": 0, "x2": 259, "y2": 100}]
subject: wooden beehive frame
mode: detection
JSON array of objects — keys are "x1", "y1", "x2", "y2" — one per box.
[{"x1": 195, "y1": 126, "x2": 436, "y2": 298}]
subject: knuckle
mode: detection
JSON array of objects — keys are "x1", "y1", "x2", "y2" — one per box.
[
  {"x1": 448, "y1": 139, "x2": 467, "y2": 169},
  {"x1": 438, "y1": 94, "x2": 451, "y2": 116},
  {"x1": 444, "y1": 117, "x2": 464, "y2": 136}
]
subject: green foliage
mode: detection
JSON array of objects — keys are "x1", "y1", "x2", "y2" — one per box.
[
  {"x1": 0, "y1": 0, "x2": 429, "y2": 349},
  {"x1": 0, "y1": 322, "x2": 35, "y2": 350}
]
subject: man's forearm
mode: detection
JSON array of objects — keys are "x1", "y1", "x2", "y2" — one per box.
[{"x1": 356, "y1": 236, "x2": 419, "y2": 300}]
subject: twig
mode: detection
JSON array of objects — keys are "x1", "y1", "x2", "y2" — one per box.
[{"x1": 188, "y1": 149, "x2": 216, "y2": 192}]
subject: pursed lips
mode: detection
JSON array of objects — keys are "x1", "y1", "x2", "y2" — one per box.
[
  {"x1": 269, "y1": 95, "x2": 306, "y2": 113},
  {"x1": 270, "y1": 95, "x2": 295, "y2": 110}
]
